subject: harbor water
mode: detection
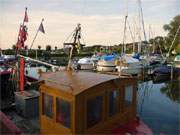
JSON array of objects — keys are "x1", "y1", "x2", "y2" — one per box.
[{"x1": 138, "y1": 80, "x2": 179, "y2": 134}]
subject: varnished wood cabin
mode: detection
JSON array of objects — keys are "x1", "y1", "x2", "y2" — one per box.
[{"x1": 39, "y1": 71, "x2": 137, "y2": 134}]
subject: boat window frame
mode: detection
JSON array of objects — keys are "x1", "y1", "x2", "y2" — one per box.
[
  {"x1": 84, "y1": 91, "x2": 105, "y2": 130},
  {"x1": 42, "y1": 92, "x2": 54, "y2": 119},
  {"x1": 123, "y1": 82, "x2": 135, "y2": 109},
  {"x1": 55, "y1": 96, "x2": 72, "y2": 130},
  {"x1": 107, "y1": 89, "x2": 120, "y2": 118}
]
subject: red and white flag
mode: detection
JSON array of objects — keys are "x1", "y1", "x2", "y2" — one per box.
[
  {"x1": 24, "y1": 8, "x2": 28, "y2": 22},
  {"x1": 16, "y1": 25, "x2": 28, "y2": 49},
  {"x1": 39, "y1": 22, "x2": 45, "y2": 34}
]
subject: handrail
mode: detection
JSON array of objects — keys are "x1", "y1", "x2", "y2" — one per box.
[{"x1": 17, "y1": 54, "x2": 61, "y2": 71}]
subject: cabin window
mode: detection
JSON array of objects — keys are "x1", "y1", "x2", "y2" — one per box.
[
  {"x1": 56, "y1": 98, "x2": 71, "y2": 128},
  {"x1": 125, "y1": 85, "x2": 133, "y2": 106},
  {"x1": 87, "y1": 96, "x2": 103, "y2": 128},
  {"x1": 42, "y1": 93, "x2": 53, "y2": 118},
  {"x1": 109, "y1": 90, "x2": 119, "y2": 117}
]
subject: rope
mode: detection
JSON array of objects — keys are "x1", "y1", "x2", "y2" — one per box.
[
  {"x1": 167, "y1": 24, "x2": 180, "y2": 58},
  {"x1": 127, "y1": 20, "x2": 135, "y2": 43},
  {"x1": 63, "y1": 29, "x2": 76, "y2": 43}
]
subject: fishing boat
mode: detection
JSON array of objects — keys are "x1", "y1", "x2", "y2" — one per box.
[
  {"x1": 116, "y1": 55, "x2": 142, "y2": 75},
  {"x1": 96, "y1": 54, "x2": 117, "y2": 72},
  {"x1": 38, "y1": 70, "x2": 152, "y2": 134},
  {"x1": 0, "y1": 69, "x2": 153, "y2": 134},
  {"x1": 77, "y1": 57, "x2": 94, "y2": 70}
]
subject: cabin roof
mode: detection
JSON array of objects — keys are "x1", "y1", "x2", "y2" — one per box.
[{"x1": 40, "y1": 70, "x2": 120, "y2": 95}]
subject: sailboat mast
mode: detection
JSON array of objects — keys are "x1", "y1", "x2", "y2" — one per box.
[
  {"x1": 137, "y1": 0, "x2": 147, "y2": 54},
  {"x1": 138, "y1": 0, "x2": 148, "y2": 55},
  {"x1": 122, "y1": 15, "x2": 128, "y2": 54},
  {"x1": 138, "y1": 0, "x2": 147, "y2": 42},
  {"x1": 122, "y1": 0, "x2": 129, "y2": 55}
]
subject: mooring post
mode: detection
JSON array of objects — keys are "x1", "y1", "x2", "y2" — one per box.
[{"x1": 171, "y1": 63, "x2": 173, "y2": 80}]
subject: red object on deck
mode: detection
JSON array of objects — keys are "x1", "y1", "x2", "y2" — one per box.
[
  {"x1": 20, "y1": 58, "x2": 25, "y2": 93},
  {"x1": 0, "y1": 111, "x2": 24, "y2": 135},
  {"x1": 112, "y1": 117, "x2": 153, "y2": 135}
]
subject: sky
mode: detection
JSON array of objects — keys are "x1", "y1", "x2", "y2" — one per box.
[{"x1": 0, "y1": 0, "x2": 179, "y2": 49}]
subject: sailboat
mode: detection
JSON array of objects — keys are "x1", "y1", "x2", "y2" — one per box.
[
  {"x1": 116, "y1": 55, "x2": 142, "y2": 75},
  {"x1": 115, "y1": 5, "x2": 142, "y2": 75}
]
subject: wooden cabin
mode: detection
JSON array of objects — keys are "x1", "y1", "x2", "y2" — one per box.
[{"x1": 39, "y1": 71, "x2": 137, "y2": 134}]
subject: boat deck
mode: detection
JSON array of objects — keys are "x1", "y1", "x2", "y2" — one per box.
[{"x1": 2, "y1": 107, "x2": 40, "y2": 134}]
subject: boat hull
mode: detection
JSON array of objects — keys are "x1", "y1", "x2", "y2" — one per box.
[
  {"x1": 97, "y1": 65, "x2": 116, "y2": 72},
  {"x1": 116, "y1": 66, "x2": 142, "y2": 75},
  {"x1": 97, "y1": 59, "x2": 116, "y2": 72},
  {"x1": 78, "y1": 64, "x2": 94, "y2": 70}
]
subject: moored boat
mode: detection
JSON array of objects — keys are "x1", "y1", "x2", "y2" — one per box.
[
  {"x1": 116, "y1": 55, "x2": 142, "y2": 75},
  {"x1": 96, "y1": 54, "x2": 117, "y2": 72},
  {"x1": 77, "y1": 57, "x2": 94, "y2": 70}
]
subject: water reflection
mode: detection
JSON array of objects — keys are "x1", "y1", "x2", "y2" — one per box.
[
  {"x1": 137, "y1": 79, "x2": 179, "y2": 134},
  {"x1": 160, "y1": 80, "x2": 180, "y2": 103}
]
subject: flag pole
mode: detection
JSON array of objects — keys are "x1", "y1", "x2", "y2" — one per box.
[
  {"x1": 30, "y1": 18, "x2": 44, "y2": 50},
  {"x1": 22, "y1": 7, "x2": 27, "y2": 26}
]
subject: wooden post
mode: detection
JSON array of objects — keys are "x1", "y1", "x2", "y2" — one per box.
[
  {"x1": 171, "y1": 63, "x2": 173, "y2": 80},
  {"x1": 19, "y1": 58, "x2": 25, "y2": 94},
  {"x1": 36, "y1": 49, "x2": 38, "y2": 59},
  {"x1": 67, "y1": 47, "x2": 73, "y2": 70}
]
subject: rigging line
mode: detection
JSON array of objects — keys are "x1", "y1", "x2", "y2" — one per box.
[
  {"x1": 63, "y1": 29, "x2": 76, "y2": 43},
  {"x1": 81, "y1": 32, "x2": 86, "y2": 45},
  {"x1": 138, "y1": 0, "x2": 147, "y2": 42},
  {"x1": 127, "y1": 20, "x2": 135, "y2": 43},
  {"x1": 167, "y1": 24, "x2": 180, "y2": 58}
]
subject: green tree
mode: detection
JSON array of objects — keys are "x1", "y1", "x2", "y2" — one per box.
[
  {"x1": 38, "y1": 45, "x2": 41, "y2": 50},
  {"x1": 163, "y1": 15, "x2": 180, "y2": 54},
  {"x1": 55, "y1": 46, "x2": 57, "y2": 51},
  {"x1": 46, "y1": 45, "x2": 51, "y2": 52},
  {"x1": 12, "y1": 44, "x2": 16, "y2": 51},
  {"x1": 154, "y1": 36, "x2": 166, "y2": 53}
]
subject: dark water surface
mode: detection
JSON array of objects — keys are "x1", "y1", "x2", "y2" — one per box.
[{"x1": 137, "y1": 80, "x2": 180, "y2": 135}]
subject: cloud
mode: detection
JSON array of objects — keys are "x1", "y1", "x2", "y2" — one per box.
[{"x1": 0, "y1": 0, "x2": 178, "y2": 49}]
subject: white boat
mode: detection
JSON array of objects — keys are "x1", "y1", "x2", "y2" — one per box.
[
  {"x1": 116, "y1": 56, "x2": 142, "y2": 75},
  {"x1": 25, "y1": 66, "x2": 47, "y2": 80},
  {"x1": 96, "y1": 55, "x2": 116, "y2": 72},
  {"x1": 77, "y1": 57, "x2": 94, "y2": 70},
  {"x1": 174, "y1": 55, "x2": 180, "y2": 68}
]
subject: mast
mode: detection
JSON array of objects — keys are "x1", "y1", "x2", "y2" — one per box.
[
  {"x1": 63, "y1": 24, "x2": 85, "y2": 70},
  {"x1": 137, "y1": 0, "x2": 147, "y2": 54},
  {"x1": 122, "y1": 0, "x2": 128, "y2": 55},
  {"x1": 122, "y1": 15, "x2": 128, "y2": 54},
  {"x1": 138, "y1": 0, "x2": 147, "y2": 42},
  {"x1": 137, "y1": 7, "x2": 142, "y2": 53}
]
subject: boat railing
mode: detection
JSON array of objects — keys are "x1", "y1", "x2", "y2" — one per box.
[{"x1": 17, "y1": 54, "x2": 61, "y2": 72}]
